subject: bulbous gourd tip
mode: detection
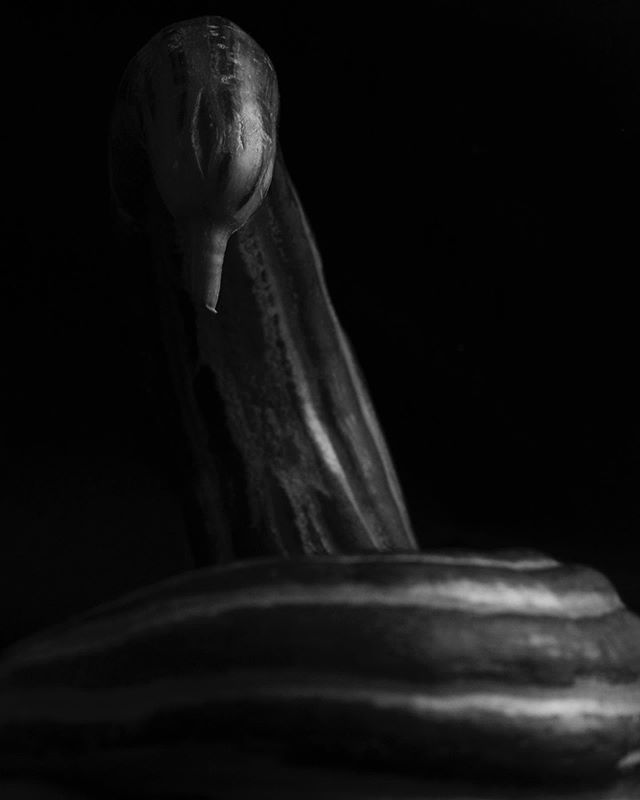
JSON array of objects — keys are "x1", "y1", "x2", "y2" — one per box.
[{"x1": 110, "y1": 16, "x2": 279, "y2": 310}]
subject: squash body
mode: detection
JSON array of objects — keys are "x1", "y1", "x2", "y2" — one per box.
[{"x1": 1, "y1": 551, "x2": 639, "y2": 782}]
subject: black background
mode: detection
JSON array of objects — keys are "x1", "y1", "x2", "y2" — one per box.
[{"x1": 3, "y1": 1, "x2": 640, "y2": 646}]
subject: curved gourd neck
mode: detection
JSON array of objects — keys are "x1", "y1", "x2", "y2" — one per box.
[{"x1": 151, "y1": 149, "x2": 417, "y2": 562}]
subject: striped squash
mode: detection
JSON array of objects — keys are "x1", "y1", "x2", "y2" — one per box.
[
  {"x1": 3, "y1": 16, "x2": 639, "y2": 798},
  {"x1": 1, "y1": 550, "x2": 639, "y2": 782}
]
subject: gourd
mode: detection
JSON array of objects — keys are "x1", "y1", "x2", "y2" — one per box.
[
  {"x1": 1, "y1": 15, "x2": 639, "y2": 796},
  {"x1": 109, "y1": 15, "x2": 416, "y2": 564},
  {"x1": 1, "y1": 550, "x2": 640, "y2": 785}
]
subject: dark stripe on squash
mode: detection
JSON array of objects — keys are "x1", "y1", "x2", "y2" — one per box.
[
  {"x1": 167, "y1": 45, "x2": 187, "y2": 88},
  {"x1": 216, "y1": 152, "x2": 232, "y2": 190},
  {"x1": 2, "y1": 557, "x2": 638, "y2": 692},
  {"x1": 193, "y1": 92, "x2": 217, "y2": 176},
  {"x1": 2, "y1": 673, "x2": 639, "y2": 779},
  {"x1": 176, "y1": 88, "x2": 187, "y2": 132},
  {"x1": 4, "y1": 605, "x2": 639, "y2": 691}
]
